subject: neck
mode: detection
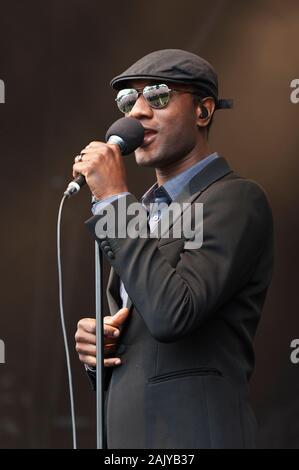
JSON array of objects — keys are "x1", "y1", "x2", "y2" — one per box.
[{"x1": 155, "y1": 142, "x2": 211, "y2": 186}]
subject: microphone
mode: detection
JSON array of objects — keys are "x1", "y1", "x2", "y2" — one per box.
[{"x1": 64, "y1": 117, "x2": 145, "y2": 197}]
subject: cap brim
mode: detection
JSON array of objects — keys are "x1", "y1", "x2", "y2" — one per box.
[{"x1": 110, "y1": 74, "x2": 202, "y2": 90}]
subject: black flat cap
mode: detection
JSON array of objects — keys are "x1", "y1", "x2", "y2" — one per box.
[{"x1": 110, "y1": 49, "x2": 233, "y2": 110}]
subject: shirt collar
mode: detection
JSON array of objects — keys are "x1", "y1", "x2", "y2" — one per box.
[{"x1": 142, "y1": 152, "x2": 219, "y2": 205}]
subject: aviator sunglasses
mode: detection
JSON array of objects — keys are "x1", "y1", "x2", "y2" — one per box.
[{"x1": 115, "y1": 83, "x2": 202, "y2": 114}]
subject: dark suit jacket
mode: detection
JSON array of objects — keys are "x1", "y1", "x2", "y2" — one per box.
[{"x1": 85, "y1": 157, "x2": 274, "y2": 449}]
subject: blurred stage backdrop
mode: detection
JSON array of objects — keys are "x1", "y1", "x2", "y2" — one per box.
[{"x1": 0, "y1": 0, "x2": 298, "y2": 449}]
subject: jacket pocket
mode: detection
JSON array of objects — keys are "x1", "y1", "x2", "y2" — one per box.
[{"x1": 148, "y1": 367, "x2": 222, "y2": 384}]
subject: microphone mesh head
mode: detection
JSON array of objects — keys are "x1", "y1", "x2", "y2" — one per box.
[{"x1": 105, "y1": 117, "x2": 145, "y2": 155}]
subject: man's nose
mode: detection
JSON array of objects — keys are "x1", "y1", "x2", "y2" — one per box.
[{"x1": 128, "y1": 94, "x2": 154, "y2": 119}]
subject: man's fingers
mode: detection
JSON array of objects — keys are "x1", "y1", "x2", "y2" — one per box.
[
  {"x1": 104, "y1": 343, "x2": 117, "y2": 355},
  {"x1": 76, "y1": 343, "x2": 96, "y2": 357},
  {"x1": 81, "y1": 141, "x2": 104, "y2": 152},
  {"x1": 73, "y1": 161, "x2": 89, "y2": 178},
  {"x1": 108, "y1": 308, "x2": 130, "y2": 328},
  {"x1": 82, "y1": 355, "x2": 121, "y2": 368},
  {"x1": 77, "y1": 318, "x2": 120, "y2": 338},
  {"x1": 77, "y1": 318, "x2": 96, "y2": 335},
  {"x1": 104, "y1": 323, "x2": 120, "y2": 338},
  {"x1": 78, "y1": 342, "x2": 117, "y2": 355},
  {"x1": 76, "y1": 312, "x2": 127, "y2": 371},
  {"x1": 75, "y1": 330, "x2": 96, "y2": 345},
  {"x1": 104, "y1": 358, "x2": 122, "y2": 368}
]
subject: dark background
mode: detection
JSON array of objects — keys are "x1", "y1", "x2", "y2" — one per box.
[{"x1": 0, "y1": 0, "x2": 298, "y2": 449}]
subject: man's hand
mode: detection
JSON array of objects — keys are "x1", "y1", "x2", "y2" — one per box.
[
  {"x1": 75, "y1": 308, "x2": 130, "y2": 368},
  {"x1": 72, "y1": 142, "x2": 128, "y2": 201}
]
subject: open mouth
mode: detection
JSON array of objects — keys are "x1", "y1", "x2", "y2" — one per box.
[{"x1": 141, "y1": 129, "x2": 158, "y2": 147}]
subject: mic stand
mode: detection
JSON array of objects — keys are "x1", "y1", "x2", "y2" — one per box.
[{"x1": 95, "y1": 241, "x2": 105, "y2": 449}]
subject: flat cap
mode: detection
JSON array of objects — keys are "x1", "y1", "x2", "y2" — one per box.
[{"x1": 110, "y1": 49, "x2": 233, "y2": 110}]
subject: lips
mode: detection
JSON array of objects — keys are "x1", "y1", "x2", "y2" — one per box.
[{"x1": 141, "y1": 128, "x2": 158, "y2": 147}]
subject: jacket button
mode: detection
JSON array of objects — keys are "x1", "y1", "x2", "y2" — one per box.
[{"x1": 107, "y1": 251, "x2": 114, "y2": 259}]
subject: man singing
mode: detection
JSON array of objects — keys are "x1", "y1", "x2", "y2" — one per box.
[{"x1": 74, "y1": 49, "x2": 274, "y2": 449}]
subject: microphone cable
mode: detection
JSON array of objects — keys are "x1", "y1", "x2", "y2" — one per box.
[{"x1": 57, "y1": 195, "x2": 77, "y2": 449}]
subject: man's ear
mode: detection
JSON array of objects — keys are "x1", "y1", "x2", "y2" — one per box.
[{"x1": 196, "y1": 97, "x2": 216, "y2": 128}]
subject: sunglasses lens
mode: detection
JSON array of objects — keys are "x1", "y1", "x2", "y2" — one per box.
[
  {"x1": 116, "y1": 89, "x2": 138, "y2": 113},
  {"x1": 143, "y1": 84, "x2": 171, "y2": 108},
  {"x1": 116, "y1": 84, "x2": 171, "y2": 113}
]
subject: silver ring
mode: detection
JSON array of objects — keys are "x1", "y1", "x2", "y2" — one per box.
[{"x1": 75, "y1": 154, "x2": 83, "y2": 163}]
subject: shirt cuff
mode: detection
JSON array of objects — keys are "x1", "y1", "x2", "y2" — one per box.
[
  {"x1": 85, "y1": 364, "x2": 96, "y2": 374},
  {"x1": 92, "y1": 192, "x2": 131, "y2": 215}
]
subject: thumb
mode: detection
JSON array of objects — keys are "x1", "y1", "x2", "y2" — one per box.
[{"x1": 111, "y1": 308, "x2": 130, "y2": 327}]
